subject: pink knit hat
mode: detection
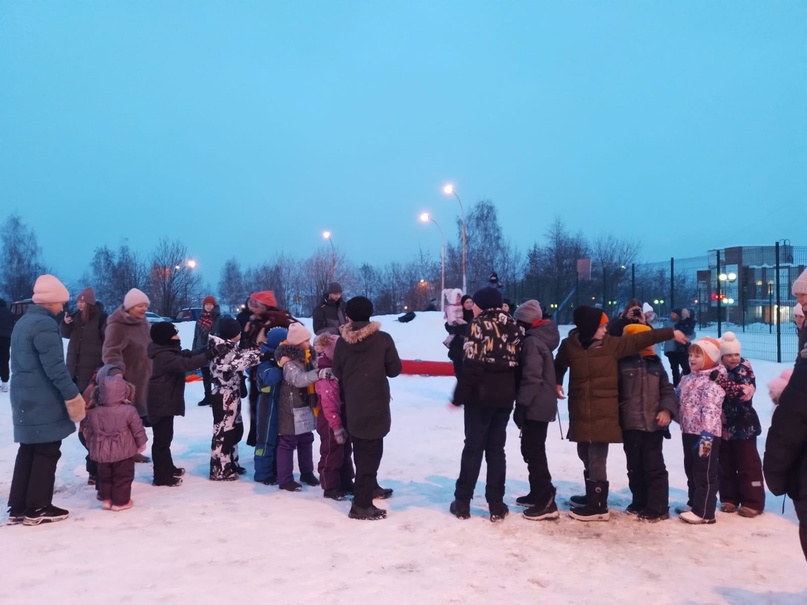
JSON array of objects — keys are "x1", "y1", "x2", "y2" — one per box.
[
  {"x1": 286, "y1": 322, "x2": 312, "y2": 346},
  {"x1": 792, "y1": 269, "x2": 807, "y2": 296},
  {"x1": 32, "y1": 274, "x2": 70, "y2": 304},
  {"x1": 123, "y1": 288, "x2": 150, "y2": 310}
]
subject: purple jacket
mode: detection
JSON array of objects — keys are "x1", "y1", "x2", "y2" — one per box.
[{"x1": 83, "y1": 374, "x2": 147, "y2": 463}]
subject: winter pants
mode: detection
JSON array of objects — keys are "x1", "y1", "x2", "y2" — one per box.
[
  {"x1": 794, "y1": 499, "x2": 807, "y2": 562},
  {"x1": 718, "y1": 437, "x2": 765, "y2": 512},
  {"x1": 352, "y1": 437, "x2": 384, "y2": 509},
  {"x1": 277, "y1": 432, "x2": 315, "y2": 486},
  {"x1": 0, "y1": 335, "x2": 10, "y2": 382},
  {"x1": 316, "y1": 411, "x2": 354, "y2": 492},
  {"x1": 247, "y1": 371, "x2": 259, "y2": 447},
  {"x1": 622, "y1": 430, "x2": 669, "y2": 514},
  {"x1": 253, "y1": 390, "x2": 280, "y2": 483},
  {"x1": 454, "y1": 406, "x2": 511, "y2": 504},
  {"x1": 77, "y1": 430, "x2": 99, "y2": 482},
  {"x1": 665, "y1": 351, "x2": 690, "y2": 387},
  {"x1": 8, "y1": 440, "x2": 62, "y2": 512},
  {"x1": 210, "y1": 391, "x2": 244, "y2": 480},
  {"x1": 519, "y1": 419, "x2": 555, "y2": 503},
  {"x1": 682, "y1": 432, "x2": 720, "y2": 520},
  {"x1": 97, "y1": 456, "x2": 136, "y2": 506},
  {"x1": 201, "y1": 366, "x2": 212, "y2": 399},
  {"x1": 577, "y1": 441, "x2": 610, "y2": 483},
  {"x1": 151, "y1": 416, "x2": 177, "y2": 484}
]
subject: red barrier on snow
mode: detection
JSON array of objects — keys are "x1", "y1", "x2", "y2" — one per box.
[{"x1": 400, "y1": 359, "x2": 455, "y2": 376}]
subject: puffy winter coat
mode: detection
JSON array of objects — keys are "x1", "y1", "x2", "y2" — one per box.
[
  {"x1": 147, "y1": 341, "x2": 211, "y2": 423},
  {"x1": 677, "y1": 367, "x2": 728, "y2": 437},
  {"x1": 83, "y1": 376, "x2": 147, "y2": 463},
  {"x1": 515, "y1": 320, "x2": 560, "y2": 422},
  {"x1": 275, "y1": 342, "x2": 319, "y2": 436},
  {"x1": 555, "y1": 327, "x2": 674, "y2": 443},
  {"x1": 102, "y1": 306, "x2": 153, "y2": 417},
  {"x1": 208, "y1": 335, "x2": 261, "y2": 396},
  {"x1": 453, "y1": 309, "x2": 523, "y2": 409},
  {"x1": 617, "y1": 354, "x2": 677, "y2": 432},
  {"x1": 332, "y1": 321, "x2": 402, "y2": 440},
  {"x1": 722, "y1": 360, "x2": 761, "y2": 440},
  {"x1": 10, "y1": 305, "x2": 80, "y2": 443},
  {"x1": 60, "y1": 305, "x2": 107, "y2": 392},
  {"x1": 312, "y1": 296, "x2": 347, "y2": 335},
  {"x1": 764, "y1": 358, "x2": 807, "y2": 502}
]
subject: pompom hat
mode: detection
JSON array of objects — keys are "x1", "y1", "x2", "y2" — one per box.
[{"x1": 719, "y1": 331, "x2": 741, "y2": 357}]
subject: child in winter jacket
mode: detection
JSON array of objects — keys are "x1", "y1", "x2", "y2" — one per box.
[
  {"x1": 764, "y1": 358, "x2": 807, "y2": 561},
  {"x1": 442, "y1": 288, "x2": 464, "y2": 349},
  {"x1": 208, "y1": 317, "x2": 262, "y2": 481},
  {"x1": 675, "y1": 337, "x2": 744, "y2": 524},
  {"x1": 275, "y1": 322, "x2": 322, "y2": 492},
  {"x1": 314, "y1": 332, "x2": 355, "y2": 500},
  {"x1": 717, "y1": 332, "x2": 764, "y2": 517},
  {"x1": 252, "y1": 327, "x2": 288, "y2": 485},
  {"x1": 147, "y1": 322, "x2": 218, "y2": 487},
  {"x1": 618, "y1": 324, "x2": 678, "y2": 522},
  {"x1": 83, "y1": 365, "x2": 148, "y2": 511},
  {"x1": 512, "y1": 300, "x2": 561, "y2": 521},
  {"x1": 555, "y1": 306, "x2": 686, "y2": 522}
]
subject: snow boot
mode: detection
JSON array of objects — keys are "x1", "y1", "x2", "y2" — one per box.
[
  {"x1": 489, "y1": 501, "x2": 509, "y2": 523},
  {"x1": 523, "y1": 488, "x2": 560, "y2": 521},
  {"x1": 348, "y1": 504, "x2": 387, "y2": 520},
  {"x1": 515, "y1": 493, "x2": 537, "y2": 507},
  {"x1": 569, "y1": 470, "x2": 590, "y2": 506},
  {"x1": 279, "y1": 481, "x2": 302, "y2": 492},
  {"x1": 569, "y1": 480, "x2": 610, "y2": 522},
  {"x1": 450, "y1": 499, "x2": 471, "y2": 519},
  {"x1": 299, "y1": 472, "x2": 320, "y2": 487},
  {"x1": 373, "y1": 486, "x2": 393, "y2": 499}
]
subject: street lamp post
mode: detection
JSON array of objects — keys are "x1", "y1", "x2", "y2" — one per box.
[
  {"x1": 442, "y1": 184, "x2": 466, "y2": 294},
  {"x1": 718, "y1": 271, "x2": 737, "y2": 328},
  {"x1": 419, "y1": 213, "x2": 446, "y2": 312},
  {"x1": 323, "y1": 231, "x2": 336, "y2": 281}
]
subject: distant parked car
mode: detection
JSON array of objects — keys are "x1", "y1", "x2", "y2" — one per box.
[
  {"x1": 10, "y1": 298, "x2": 34, "y2": 323},
  {"x1": 175, "y1": 307, "x2": 204, "y2": 322},
  {"x1": 145, "y1": 312, "x2": 172, "y2": 324}
]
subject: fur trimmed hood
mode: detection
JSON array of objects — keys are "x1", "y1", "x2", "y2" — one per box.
[{"x1": 339, "y1": 321, "x2": 381, "y2": 344}]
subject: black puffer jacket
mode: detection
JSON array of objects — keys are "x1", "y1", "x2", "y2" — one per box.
[
  {"x1": 332, "y1": 321, "x2": 402, "y2": 439},
  {"x1": 764, "y1": 358, "x2": 807, "y2": 502},
  {"x1": 617, "y1": 354, "x2": 677, "y2": 432},
  {"x1": 312, "y1": 296, "x2": 347, "y2": 335},
  {"x1": 146, "y1": 342, "x2": 211, "y2": 423},
  {"x1": 515, "y1": 319, "x2": 560, "y2": 422}
]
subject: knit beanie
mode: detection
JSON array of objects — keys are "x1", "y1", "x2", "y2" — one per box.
[
  {"x1": 795, "y1": 303, "x2": 805, "y2": 319},
  {"x1": 767, "y1": 369, "x2": 793, "y2": 404},
  {"x1": 287, "y1": 322, "x2": 312, "y2": 346},
  {"x1": 203, "y1": 295, "x2": 217, "y2": 307},
  {"x1": 792, "y1": 269, "x2": 807, "y2": 296},
  {"x1": 217, "y1": 317, "x2": 242, "y2": 340},
  {"x1": 346, "y1": 296, "x2": 373, "y2": 322},
  {"x1": 472, "y1": 287, "x2": 503, "y2": 311},
  {"x1": 623, "y1": 323, "x2": 654, "y2": 356},
  {"x1": 692, "y1": 337, "x2": 720, "y2": 369},
  {"x1": 77, "y1": 286, "x2": 96, "y2": 306},
  {"x1": 250, "y1": 290, "x2": 278, "y2": 309},
  {"x1": 573, "y1": 306, "x2": 608, "y2": 342},
  {"x1": 123, "y1": 288, "x2": 150, "y2": 310},
  {"x1": 328, "y1": 282, "x2": 343, "y2": 295},
  {"x1": 513, "y1": 299, "x2": 543, "y2": 325},
  {"x1": 32, "y1": 274, "x2": 70, "y2": 304},
  {"x1": 263, "y1": 327, "x2": 289, "y2": 353},
  {"x1": 719, "y1": 331, "x2": 741, "y2": 357},
  {"x1": 150, "y1": 321, "x2": 178, "y2": 345}
]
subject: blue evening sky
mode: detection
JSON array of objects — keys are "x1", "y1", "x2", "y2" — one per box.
[{"x1": 1, "y1": 1, "x2": 805, "y2": 286}]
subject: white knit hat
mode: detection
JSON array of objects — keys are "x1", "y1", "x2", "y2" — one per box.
[
  {"x1": 793, "y1": 269, "x2": 807, "y2": 296},
  {"x1": 32, "y1": 274, "x2": 70, "y2": 304},
  {"x1": 286, "y1": 322, "x2": 312, "y2": 346},
  {"x1": 123, "y1": 288, "x2": 150, "y2": 310},
  {"x1": 642, "y1": 302, "x2": 654, "y2": 314},
  {"x1": 719, "y1": 331, "x2": 741, "y2": 357}
]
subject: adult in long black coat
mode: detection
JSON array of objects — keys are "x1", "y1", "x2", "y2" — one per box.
[
  {"x1": 764, "y1": 357, "x2": 807, "y2": 561},
  {"x1": 0, "y1": 298, "x2": 13, "y2": 391},
  {"x1": 332, "y1": 296, "x2": 402, "y2": 521}
]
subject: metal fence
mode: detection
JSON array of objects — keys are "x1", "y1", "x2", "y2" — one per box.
[{"x1": 504, "y1": 241, "x2": 806, "y2": 364}]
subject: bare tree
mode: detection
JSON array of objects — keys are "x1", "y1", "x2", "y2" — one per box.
[
  {"x1": 591, "y1": 234, "x2": 641, "y2": 315},
  {"x1": 148, "y1": 239, "x2": 202, "y2": 316},
  {"x1": 87, "y1": 243, "x2": 149, "y2": 309},
  {"x1": 218, "y1": 258, "x2": 248, "y2": 313},
  {"x1": 0, "y1": 214, "x2": 46, "y2": 301}
]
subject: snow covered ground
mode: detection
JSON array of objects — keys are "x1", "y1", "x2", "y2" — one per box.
[{"x1": 2, "y1": 312, "x2": 806, "y2": 605}]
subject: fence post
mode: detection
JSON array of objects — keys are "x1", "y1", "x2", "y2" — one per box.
[
  {"x1": 776, "y1": 241, "x2": 782, "y2": 363},
  {"x1": 716, "y1": 250, "x2": 722, "y2": 337},
  {"x1": 670, "y1": 257, "x2": 675, "y2": 311}
]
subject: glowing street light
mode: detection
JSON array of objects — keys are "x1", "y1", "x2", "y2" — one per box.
[
  {"x1": 323, "y1": 231, "x2": 336, "y2": 281},
  {"x1": 419, "y1": 212, "x2": 445, "y2": 312},
  {"x1": 442, "y1": 183, "x2": 466, "y2": 294}
]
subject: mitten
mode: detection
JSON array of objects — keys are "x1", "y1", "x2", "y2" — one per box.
[
  {"x1": 513, "y1": 405, "x2": 526, "y2": 430},
  {"x1": 65, "y1": 394, "x2": 86, "y2": 423},
  {"x1": 334, "y1": 426, "x2": 348, "y2": 445},
  {"x1": 318, "y1": 368, "x2": 334, "y2": 380}
]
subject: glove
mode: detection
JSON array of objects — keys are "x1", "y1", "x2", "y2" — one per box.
[
  {"x1": 513, "y1": 405, "x2": 526, "y2": 430},
  {"x1": 334, "y1": 426, "x2": 348, "y2": 445},
  {"x1": 318, "y1": 368, "x2": 334, "y2": 380},
  {"x1": 65, "y1": 394, "x2": 86, "y2": 423}
]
